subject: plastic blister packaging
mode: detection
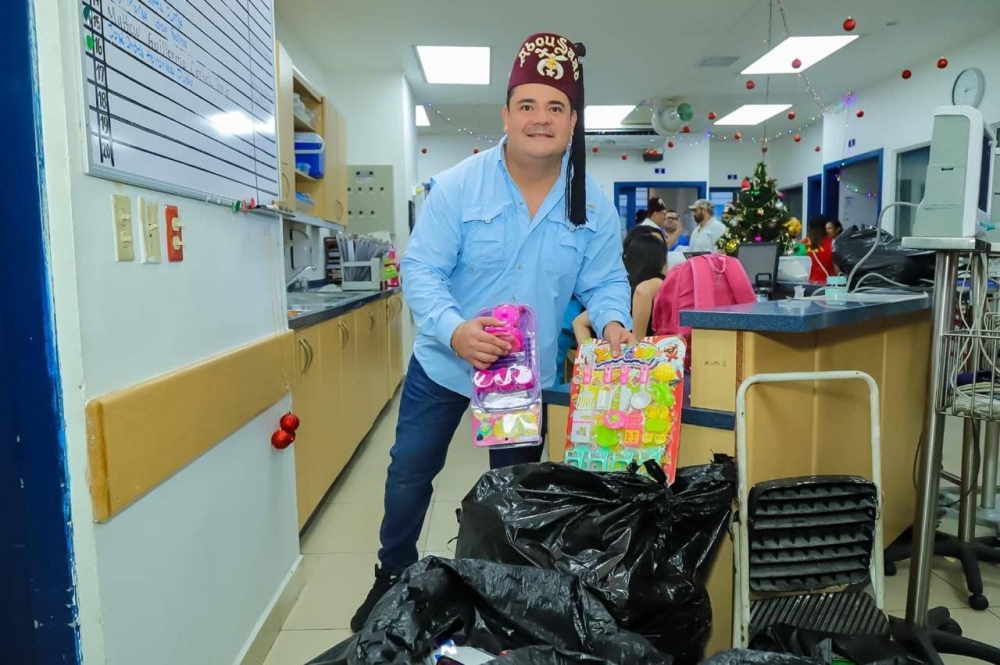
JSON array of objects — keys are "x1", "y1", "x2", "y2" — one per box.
[{"x1": 471, "y1": 304, "x2": 543, "y2": 449}]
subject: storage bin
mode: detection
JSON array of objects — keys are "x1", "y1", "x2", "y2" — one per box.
[{"x1": 294, "y1": 132, "x2": 325, "y2": 179}]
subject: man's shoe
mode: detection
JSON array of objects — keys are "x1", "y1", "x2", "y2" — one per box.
[{"x1": 350, "y1": 564, "x2": 399, "y2": 633}]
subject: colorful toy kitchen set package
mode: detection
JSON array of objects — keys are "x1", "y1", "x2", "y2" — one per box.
[
  {"x1": 470, "y1": 304, "x2": 543, "y2": 449},
  {"x1": 565, "y1": 336, "x2": 686, "y2": 483}
]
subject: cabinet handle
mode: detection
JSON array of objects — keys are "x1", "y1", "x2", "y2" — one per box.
[
  {"x1": 303, "y1": 339, "x2": 314, "y2": 374},
  {"x1": 369, "y1": 310, "x2": 376, "y2": 331},
  {"x1": 298, "y1": 339, "x2": 309, "y2": 375},
  {"x1": 386, "y1": 300, "x2": 392, "y2": 321},
  {"x1": 339, "y1": 321, "x2": 348, "y2": 349}
]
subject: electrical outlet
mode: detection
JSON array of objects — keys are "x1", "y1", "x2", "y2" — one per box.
[
  {"x1": 138, "y1": 197, "x2": 162, "y2": 263},
  {"x1": 165, "y1": 205, "x2": 183, "y2": 262},
  {"x1": 112, "y1": 194, "x2": 135, "y2": 261}
]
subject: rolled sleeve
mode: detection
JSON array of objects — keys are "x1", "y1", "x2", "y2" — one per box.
[
  {"x1": 575, "y1": 201, "x2": 632, "y2": 338},
  {"x1": 400, "y1": 179, "x2": 466, "y2": 348}
]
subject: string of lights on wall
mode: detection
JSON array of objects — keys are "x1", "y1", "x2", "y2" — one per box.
[{"x1": 423, "y1": 102, "x2": 501, "y2": 144}]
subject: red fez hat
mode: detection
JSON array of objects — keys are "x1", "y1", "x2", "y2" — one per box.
[{"x1": 508, "y1": 33, "x2": 588, "y2": 225}]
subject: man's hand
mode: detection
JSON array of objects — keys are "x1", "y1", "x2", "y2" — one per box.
[
  {"x1": 603, "y1": 321, "x2": 635, "y2": 359},
  {"x1": 451, "y1": 317, "x2": 512, "y2": 370}
]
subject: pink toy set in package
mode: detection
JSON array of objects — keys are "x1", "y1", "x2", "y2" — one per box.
[{"x1": 470, "y1": 304, "x2": 542, "y2": 449}]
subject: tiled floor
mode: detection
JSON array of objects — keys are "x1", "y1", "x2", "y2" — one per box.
[{"x1": 263, "y1": 403, "x2": 1000, "y2": 664}]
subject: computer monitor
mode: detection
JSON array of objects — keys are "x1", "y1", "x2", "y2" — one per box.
[{"x1": 736, "y1": 242, "x2": 781, "y2": 291}]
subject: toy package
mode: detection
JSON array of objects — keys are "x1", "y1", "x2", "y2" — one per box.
[
  {"x1": 565, "y1": 336, "x2": 686, "y2": 483},
  {"x1": 470, "y1": 304, "x2": 542, "y2": 449}
]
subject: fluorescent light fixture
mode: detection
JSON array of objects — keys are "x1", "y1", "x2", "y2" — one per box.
[
  {"x1": 415, "y1": 46, "x2": 491, "y2": 85},
  {"x1": 715, "y1": 104, "x2": 793, "y2": 126},
  {"x1": 415, "y1": 105, "x2": 430, "y2": 127},
  {"x1": 585, "y1": 105, "x2": 636, "y2": 129},
  {"x1": 741, "y1": 36, "x2": 858, "y2": 74}
]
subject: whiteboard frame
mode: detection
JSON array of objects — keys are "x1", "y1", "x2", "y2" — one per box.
[{"x1": 77, "y1": 0, "x2": 280, "y2": 207}]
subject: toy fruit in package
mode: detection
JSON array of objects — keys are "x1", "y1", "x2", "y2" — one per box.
[
  {"x1": 470, "y1": 304, "x2": 542, "y2": 449},
  {"x1": 565, "y1": 336, "x2": 685, "y2": 482}
]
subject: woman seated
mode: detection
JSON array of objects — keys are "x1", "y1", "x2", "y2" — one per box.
[
  {"x1": 573, "y1": 230, "x2": 669, "y2": 343},
  {"x1": 807, "y1": 215, "x2": 837, "y2": 283}
]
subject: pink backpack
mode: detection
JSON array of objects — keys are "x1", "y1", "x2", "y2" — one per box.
[{"x1": 652, "y1": 255, "x2": 757, "y2": 368}]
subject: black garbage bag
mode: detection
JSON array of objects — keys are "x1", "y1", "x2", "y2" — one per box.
[
  {"x1": 455, "y1": 456, "x2": 737, "y2": 664},
  {"x1": 750, "y1": 624, "x2": 922, "y2": 665},
  {"x1": 831, "y1": 226, "x2": 934, "y2": 288},
  {"x1": 700, "y1": 649, "x2": 823, "y2": 665},
  {"x1": 306, "y1": 557, "x2": 669, "y2": 665}
]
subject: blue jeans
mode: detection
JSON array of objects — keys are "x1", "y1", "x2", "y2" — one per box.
[{"x1": 377, "y1": 356, "x2": 543, "y2": 572}]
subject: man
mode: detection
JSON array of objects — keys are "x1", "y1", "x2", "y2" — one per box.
[
  {"x1": 351, "y1": 32, "x2": 634, "y2": 631},
  {"x1": 640, "y1": 197, "x2": 667, "y2": 231},
  {"x1": 688, "y1": 198, "x2": 727, "y2": 252},
  {"x1": 663, "y1": 209, "x2": 689, "y2": 251}
]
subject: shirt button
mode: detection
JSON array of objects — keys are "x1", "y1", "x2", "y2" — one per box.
[{"x1": 518, "y1": 264, "x2": 523, "y2": 271}]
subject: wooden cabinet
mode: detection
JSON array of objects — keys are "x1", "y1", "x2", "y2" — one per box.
[
  {"x1": 337, "y1": 308, "x2": 368, "y2": 447},
  {"x1": 386, "y1": 295, "x2": 404, "y2": 397},
  {"x1": 291, "y1": 325, "x2": 325, "y2": 528},
  {"x1": 323, "y1": 103, "x2": 348, "y2": 225},
  {"x1": 274, "y1": 42, "x2": 296, "y2": 208}
]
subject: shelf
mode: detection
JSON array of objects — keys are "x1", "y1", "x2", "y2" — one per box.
[
  {"x1": 295, "y1": 168, "x2": 320, "y2": 182},
  {"x1": 292, "y1": 67, "x2": 323, "y2": 104},
  {"x1": 293, "y1": 109, "x2": 317, "y2": 132}
]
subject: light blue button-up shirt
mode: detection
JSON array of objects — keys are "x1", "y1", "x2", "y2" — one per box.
[{"x1": 402, "y1": 138, "x2": 632, "y2": 397}]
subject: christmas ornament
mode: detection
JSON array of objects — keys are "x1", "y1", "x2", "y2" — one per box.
[
  {"x1": 792, "y1": 58, "x2": 802, "y2": 69},
  {"x1": 757, "y1": 208, "x2": 764, "y2": 216},
  {"x1": 421, "y1": 148, "x2": 427, "y2": 154},
  {"x1": 746, "y1": 80, "x2": 756, "y2": 90},
  {"x1": 902, "y1": 69, "x2": 912, "y2": 80},
  {"x1": 725, "y1": 239, "x2": 738, "y2": 253},
  {"x1": 279, "y1": 413, "x2": 300, "y2": 432},
  {"x1": 794, "y1": 134, "x2": 801, "y2": 142},
  {"x1": 621, "y1": 154, "x2": 628, "y2": 161},
  {"x1": 788, "y1": 111, "x2": 796, "y2": 120},
  {"x1": 754, "y1": 235, "x2": 763, "y2": 243},
  {"x1": 271, "y1": 429, "x2": 295, "y2": 450},
  {"x1": 677, "y1": 102, "x2": 694, "y2": 122},
  {"x1": 937, "y1": 57, "x2": 948, "y2": 69},
  {"x1": 734, "y1": 131, "x2": 743, "y2": 140},
  {"x1": 592, "y1": 146, "x2": 599, "y2": 153},
  {"x1": 667, "y1": 141, "x2": 675, "y2": 148},
  {"x1": 741, "y1": 178, "x2": 751, "y2": 190},
  {"x1": 473, "y1": 148, "x2": 480, "y2": 154},
  {"x1": 793, "y1": 242, "x2": 809, "y2": 256},
  {"x1": 707, "y1": 111, "x2": 717, "y2": 120},
  {"x1": 761, "y1": 146, "x2": 768, "y2": 154},
  {"x1": 856, "y1": 110, "x2": 865, "y2": 118},
  {"x1": 843, "y1": 16, "x2": 856, "y2": 32},
  {"x1": 814, "y1": 145, "x2": 821, "y2": 152},
  {"x1": 682, "y1": 125, "x2": 691, "y2": 133}
]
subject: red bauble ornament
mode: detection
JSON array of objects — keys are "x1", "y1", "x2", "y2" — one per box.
[
  {"x1": 814, "y1": 145, "x2": 821, "y2": 152},
  {"x1": 621, "y1": 154, "x2": 628, "y2": 161},
  {"x1": 746, "y1": 80, "x2": 756, "y2": 90},
  {"x1": 792, "y1": 58, "x2": 802, "y2": 69},
  {"x1": 788, "y1": 111, "x2": 796, "y2": 120},
  {"x1": 592, "y1": 146, "x2": 599, "y2": 153},
  {"x1": 937, "y1": 57, "x2": 948, "y2": 69},
  {"x1": 734, "y1": 131, "x2": 743, "y2": 140},
  {"x1": 279, "y1": 413, "x2": 300, "y2": 432},
  {"x1": 762, "y1": 146, "x2": 769, "y2": 154},
  {"x1": 794, "y1": 134, "x2": 801, "y2": 143},
  {"x1": 856, "y1": 110, "x2": 865, "y2": 118},
  {"x1": 473, "y1": 148, "x2": 479, "y2": 154},
  {"x1": 707, "y1": 111, "x2": 717, "y2": 120},
  {"x1": 421, "y1": 148, "x2": 427, "y2": 154},
  {"x1": 682, "y1": 125, "x2": 691, "y2": 133},
  {"x1": 271, "y1": 429, "x2": 295, "y2": 450},
  {"x1": 667, "y1": 141, "x2": 675, "y2": 148},
  {"x1": 741, "y1": 178, "x2": 751, "y2": 191},
  {"x1": 843, "y1": 16, "x2": 856, "y2": 32},
  {"x1": 902, "y1": 69, "x2": 912, "y2": 80}
]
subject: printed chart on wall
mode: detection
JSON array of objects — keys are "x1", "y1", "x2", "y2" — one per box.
[{"x1": 80, "y1": 0, "x2": 279, "y2": 205}]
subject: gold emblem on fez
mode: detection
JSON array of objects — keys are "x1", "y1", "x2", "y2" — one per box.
[{"x1": 536, "y1": 52, "x2": 566, "y2": 79}]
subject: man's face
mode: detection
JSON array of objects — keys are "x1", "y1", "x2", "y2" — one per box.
[
  {"x1": 650, "y1": 210, "x2": 667, "y2": 226},
  {"x1": 502, "y1": 83, "x2": 576, "y2": 162},
  {"x1": 693, "y1": 206, "x2": 708, "y2": 223},
  {"x1": 664, "y1": 211, "x2": 680, "y2": 232}
]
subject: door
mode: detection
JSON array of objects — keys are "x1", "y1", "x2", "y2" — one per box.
[
  {"x1": 275, "y1": 42, "x2": 296, "y2": 208},
  {"x1": 339, "y1": 309, "x2": 368, "y2": 446},
  {"x1": 615, "y1": 182, "x2": 707, "y2": 234},
  {"x1": 807, "y1": 174, "x2": 822, "y2": 222},
  {"x1": 780, "y1": 185, "x2": 804, "y2": 224},
  {"x1": 319, "y1": 318, "x2": 351, "y2": 481},
  {"x1": 292, "y1": 326, "x2": 325, "y2": 528}
]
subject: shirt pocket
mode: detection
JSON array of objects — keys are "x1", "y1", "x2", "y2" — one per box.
[
  {"x1": 459, "y1": 204, "x2": 508, "y2": 273},
  {"x1": 542, "y1": 219, "x2": 590, "y2": 283}
]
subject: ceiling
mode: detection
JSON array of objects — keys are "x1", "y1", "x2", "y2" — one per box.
[{"x1": 276, "y1": 0, "x2": 1000, "y2": 143}]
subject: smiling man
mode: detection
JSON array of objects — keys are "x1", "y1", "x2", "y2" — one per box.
[{"x1": 350, "y1": 32, "x2": 633, "y2": 631}]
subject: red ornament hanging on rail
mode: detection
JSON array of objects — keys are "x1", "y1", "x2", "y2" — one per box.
[
  {"x1": 734, "y1": 131, "x2": 743, "y2": 140},
  {"x1": 592, "y1": 146, "x2": 599, "y2": 153},
  {"x1": 621, "y1": 153, "x2": 628, "y2": 161},
  {"x1": 761, "y1": 146, "x2": 769, "y2": 154},
  {"x1": 901, "y1": 69, "x2": 912, "y2": 80},
  {"x1": 682, "y1": 125, "x2": 691, "y2": 133},
  {"x1": 271, "y1": 429, "x2": 295, "y2": 450},
  {"x1": 815, "y1": 145, "x2": 821, "y2": 152},
  {"x1": 794, "y1": 134, "x2": 801, "y2": 143},
  {"x1": 788, "y1": 111, "x2": 796, "y2": 120},
  {"x1": 843, "y1": 16, "x2": 857, "y2": 32},
  {"x1": 792, "y1": 58, "x2": 802, "y2": 69},
  {"x1": 279, "y1": 413, "x2": 300, "y2": 433},
  {"x1": 667, "y1": 141, "x2": 675, "y2": 148},
  {"x1": 707, "y1": 111, "x2": 717, "y2": 120},
  {"x1": 856, "y1": 110, "x2": 865, "y2": 118},
  {"x1": 421, "y1": 148, "x2": 427, "y2": 154},
  {"x1": 746, "y1": 80, "x2": 756, "y2": 90},
  {"x1": 937, "y1": 57, "x2": 949, "y2": 69}
]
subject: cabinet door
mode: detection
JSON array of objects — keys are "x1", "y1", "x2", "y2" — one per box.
[
  {"x1": 323, "y1": 102, "x2": 349, "y2": 224},
  {"x1": 292, "y1": 326, "x2": 324, "y2": 529},
  {"x1": 275, "y1": 42, "x2": 296, "y2": 208},
  {"x1": 371, "y1": 302, "x2": 389, "y2": 410},
  {"x1": 339, "y1": 309, "x2": 368, "y2": 447},
  {"x1": 319, "y1": 317, "x2": 353, "y2": 480}
]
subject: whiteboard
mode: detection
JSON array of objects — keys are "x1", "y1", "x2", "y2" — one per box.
[{"x1": 80, "y1": 0, "x2": 279, "y2": 206}]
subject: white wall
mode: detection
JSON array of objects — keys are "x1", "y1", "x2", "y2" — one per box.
[
  {"x1": 839, "y1": 159, "x2": 882, "y2": 228},
  {"x1": 768, "y1": 123, "x2": 825, "y2": 220},
  {"x1": 710, "y1": 141, "x2": 763, "y2": 189},
  {"x1": 821, "y1": 31, "x2": 1000, "y2": 230},
  {"x1": 35, "y1": 1, "x2": 300, "y2": 662}
]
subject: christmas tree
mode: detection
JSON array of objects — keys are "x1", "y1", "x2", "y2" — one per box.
[{"x1": 717, "y1": 162, "x2": 800, "y2": 255}]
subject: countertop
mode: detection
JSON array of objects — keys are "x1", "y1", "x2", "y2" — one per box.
[
  {"x1": 287, "y1": 288, "x2": 399, "y2": 330},
  {"x1": 542, "y1": 383, "x2": 735, "y2": 431},
  {"x1": 679, "y1": 292, "x2": 930, "y2": 334}
]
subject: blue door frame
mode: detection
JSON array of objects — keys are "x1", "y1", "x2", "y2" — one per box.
[
  {"x1": 613, "y1": 180, "x2": 707, "y2": 230},
  {"x1": 822, "y1": 148, "x2": 884, "y2": 221},
  {"x1": 807, "y1": 174, "x2": 823, "y2": 222},
  {"x1": 2, "y1": 1, "x2": 80, "y2": 662}
]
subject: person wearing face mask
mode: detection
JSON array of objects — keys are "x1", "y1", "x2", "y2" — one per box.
[
  {"x1": 687, "y1": 198, "x2": 727, "y2": 252},
  {"x1": 663, "y1": 209, "x2": 689, "y2": 251},
  {"x1": 351, "y1": 31, "x2": 634, "y2": 632}
]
